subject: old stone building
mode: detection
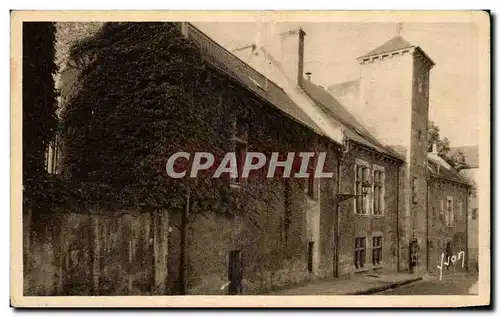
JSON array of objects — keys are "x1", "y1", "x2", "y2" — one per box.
[
  {"x1": 168, "y1": 23, "x2": 344, "y2": 294},
  {"x1": 450, "y1": 145, "x2": 479, "y2": 271},
  {"x1": 29, "y1": 22, "x2": 474, "y2": 296},
  {"x1": 231, "y1": 26, "x2": 472, "y2": 279},
  {"x1": 427, "y1": 146, "x2": 471, "y2": 275}
]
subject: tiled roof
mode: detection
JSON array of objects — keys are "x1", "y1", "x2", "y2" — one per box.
[
  {"x1": 300, "y1": 79, "x2": 403, "y2": 160},
  {"x1": 449, "y1": 145, "x2": 479, "y2": 168},
  {"x1": 328, "y1": 80, "x2": 359, "y2": 94},
  {"x1": 360, "y1": 36, "x2": 414, "y2": 58},
  {"x1": 428, "y1": 154, "x2": 471, "y2": 185},
  {"x1": 182, "y1": 23, "x2": 324, "y2": 136}
]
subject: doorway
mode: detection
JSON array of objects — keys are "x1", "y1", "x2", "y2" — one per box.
[
  {"x1": 228, "y1": 250, "x2": 242, "y2": 295},
  {"x1": 308, "y1": 241, "x2": 314, "y2": 274}
]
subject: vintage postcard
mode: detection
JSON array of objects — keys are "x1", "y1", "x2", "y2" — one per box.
[{"x1": 10, "y1": 10, "x2": 490, "y2": 307}]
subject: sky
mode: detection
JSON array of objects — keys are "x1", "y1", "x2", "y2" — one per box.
[{"x1": 194, "y1": 21, "x2": 480, "y2": 147}]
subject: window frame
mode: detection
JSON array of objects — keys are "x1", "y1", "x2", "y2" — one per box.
[
  {"x1": 372, "y1": 165, "x2": 385, "y2": 216},
  {"x1": 445, "y1": 196, "x2": 454, "y2": 227},
  {"x1": 354, "y1": 237, "x2": 367, "y2": 269},
  {"x1": 372, "y1": 236, "x2": 383, "y2": 267},
  {"x1": 354, "y1": 159, "x2": 370, "y2": 215}
]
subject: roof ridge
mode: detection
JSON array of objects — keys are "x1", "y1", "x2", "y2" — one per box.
[{"x1": 360, "y1": 35, "x2": 414, "y2": 58}]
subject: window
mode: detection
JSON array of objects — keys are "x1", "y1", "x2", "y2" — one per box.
[
  {"x1": 372, "y1": 236, "x2": 382, "y2": 266},
  {"x1": 354, "y1": 163, "x2": 370, "y2": 214},
  {"x1": 412, "y1": 176, "x2": 418, "y2": 204},
  {"x1": 44, "y1": 138, "x2": 59, "y2": 174},
  {"x1": 354, "y1": 237, "x2": 366, "y2": 269},
  {"x1": 458, "y1": 200, "x2": 463, "y2": 220},
  {"x1": 445, "y1": 197, "x2": 454, "y2": 227},
  {"x1": 373, "y1": 168, "x2": 385, "y2": 215}
]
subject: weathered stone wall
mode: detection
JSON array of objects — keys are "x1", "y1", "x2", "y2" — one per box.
[
  {"x1": 23, "y1": 208, "x2": 169, "y2": 296},
  {"x1": 167, "y1": 172, "x2": 339, "y2": 295},
  {"x1": 408, "y1": 50, "x2": 432, "y2": 275},
  {"x1": 427, "y1": 179, "x2": 469, "y2": 275},
  {"x1": 163, "y1": 61, "x2": 342, "y2": 294},
  {"x1": 460, "y1": 168, "x2": 479, "y2": 271},
  {"x1": 337, "y1": 143, "x2": 400, "y2": 277}
]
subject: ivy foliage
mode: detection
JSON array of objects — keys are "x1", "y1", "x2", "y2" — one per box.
[
  {"x1": 60, "y1": 22, "x2": 258, "y2": 216},
  {"x1": 22, "y1": 22, "x2": 64, "y2": 213},
  {"x1": 428, "y1": 120, "x2": 469, "y2": 170},
  {"x1": 23, "y1": 22, "x2": 59, "y2": 178},
  {"x1": 60, "y1": 22, "x2": 323, "y2": 220}
]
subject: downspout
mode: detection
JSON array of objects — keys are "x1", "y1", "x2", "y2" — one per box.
[
  {"x1": 335, "y1": 150, "x2": 341, "y2": 279},
  {"x1": 465, "y1": 186, "x2": 470, "y2": 271},
  {"x1": 396, "y1": 166, "x2": 400, "y2": 272},
  {"x1": 426, "y1": 180, "x2": 430, "y2": 272}
]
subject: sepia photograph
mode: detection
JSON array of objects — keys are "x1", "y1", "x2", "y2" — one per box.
[{"x1": 10, "y1": 10, "x2": 490, "y2": 307}]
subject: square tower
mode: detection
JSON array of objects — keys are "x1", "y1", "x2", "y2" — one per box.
[{"x1": 357, "y1": 36, "x2": 435, "y2": 273}]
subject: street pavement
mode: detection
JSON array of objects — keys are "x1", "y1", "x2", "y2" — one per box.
[{"x1": 374, "y1": 273, "x2": 478, "y2": 295}]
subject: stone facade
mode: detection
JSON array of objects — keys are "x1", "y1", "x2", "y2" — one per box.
[
  {"x1": 427, "y1": 176, "x2": 469, "y2": 275},
  {"x1": 336, "y1": 141, "x2": 402, "y2": 276},
  {"x1": 36, "y1": 24, "x2": 476, "y2": 297},
  {"x1": 23, "y1": 208, "x2": 169, "y2": 295},
  {"x1": 459, "y1": 166, "x2": 479, "y2": 271},
  {"x1": 357, "y1": 42, "x2": 434, "y2": 274},
  {"x1": 166, "y1": 66, "x2": 342, "y2": 294}
]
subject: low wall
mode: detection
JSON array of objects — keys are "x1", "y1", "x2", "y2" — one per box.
[{"x1": 23, "y1": 208, "x2": 169, "y2": 296}]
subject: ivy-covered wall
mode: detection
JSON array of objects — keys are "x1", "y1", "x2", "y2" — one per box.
[
  {"x1": 53, "y1": 22, "x2": 344, "y2": 295},
  {"x1": 165, "y1": 65, "x2": 341, "y2": 294}
]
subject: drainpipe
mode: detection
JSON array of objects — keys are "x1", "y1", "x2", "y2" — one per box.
[
  {"x1": 334, "y1": 149, "x2": 342, "y2": 279},
  {"x1": 465, "y1": 186, "x2": 470, "y2": 271},
  {"x1": 426, "y1": 181, "x2": 430, "y2": 272},
  {"x1": 396, "y1": 166, "x2": 400, "y2": 272}
]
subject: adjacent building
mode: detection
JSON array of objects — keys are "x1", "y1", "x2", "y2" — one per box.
[{"x1": 450, "y1": 145, "x2": 479, "y2": 271}]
